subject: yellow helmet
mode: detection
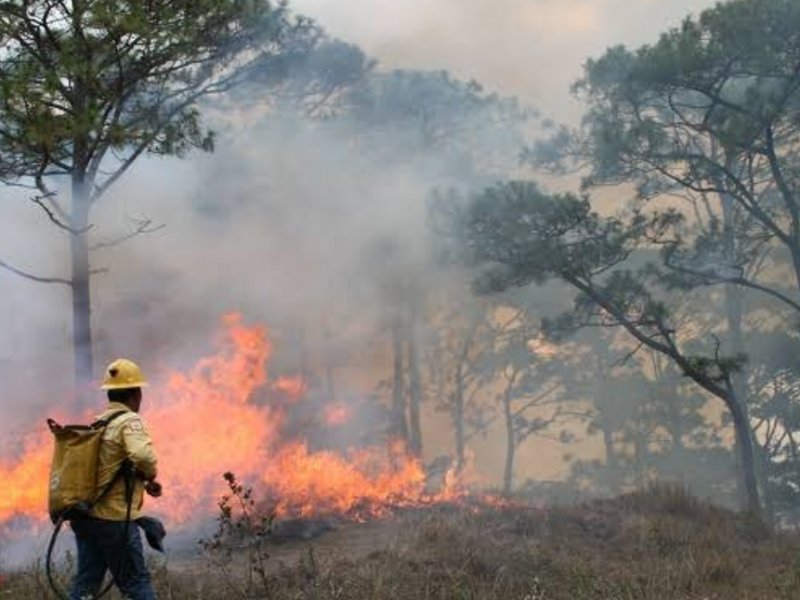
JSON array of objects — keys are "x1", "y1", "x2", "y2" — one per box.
[{"x1": 100, "y1": 358, "x2": 148, "y2": 390}]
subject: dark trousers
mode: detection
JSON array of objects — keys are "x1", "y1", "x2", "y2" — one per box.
[{"x1": 70, "y1": 518, "x2": 157, "y2": 600}]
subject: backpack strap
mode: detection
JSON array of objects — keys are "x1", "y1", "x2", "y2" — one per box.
[
  {"x1": 90, "y1": 410, "x2": 130, "y2": 430},
  {"x1": 86, "y1": 410, "x2": 135, "y2": 508}
]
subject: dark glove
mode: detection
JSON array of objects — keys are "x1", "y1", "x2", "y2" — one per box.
[
  {"x1": 144, "y1": 480, "x2": 163, "y2": 498},
  {"x1": 136, "y1": 516, "x2": 166, "y2": 553}
]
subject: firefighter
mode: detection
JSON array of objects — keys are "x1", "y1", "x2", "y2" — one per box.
[{"x1": 69, "y1": 358, "x2": 162, "y2": 600}]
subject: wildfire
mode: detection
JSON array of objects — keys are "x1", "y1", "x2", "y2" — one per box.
[{"x1": 0, "y1": 314, "x2": 479, "y2": 532}]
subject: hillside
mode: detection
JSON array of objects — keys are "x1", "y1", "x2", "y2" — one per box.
[{"x1": 4, "y1": 486, "x2": 800, "y2": 600}]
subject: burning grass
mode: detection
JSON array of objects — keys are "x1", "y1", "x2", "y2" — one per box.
[
  {"x1": 0, "y1": 315, "x2": 482, "y2": 533},
  {"x1": 4, "y1": 485, "x2": 800, "y2": 600}
]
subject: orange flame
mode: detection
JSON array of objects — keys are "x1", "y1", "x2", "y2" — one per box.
[
  {"x1": 0, "y1": 430, "x2": 52, "y2": 524},
  {"x1": 323, "y1": 402, "x2": 351, "y2": 427},
  {"x1": 272, "y1": 376, "x2": 306, "y2": 399},
  {"x1": 0, "y1": 314, "x2": 483, "y2": 532}
]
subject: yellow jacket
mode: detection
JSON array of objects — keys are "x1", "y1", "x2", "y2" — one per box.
[{"x1": 88, "y1": 402, "x2": 158, "y2": 521}]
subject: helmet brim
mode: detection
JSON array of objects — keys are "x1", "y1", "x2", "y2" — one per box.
[{"x1": 100, "y1": 382, "x2": 149, "y2": 391}]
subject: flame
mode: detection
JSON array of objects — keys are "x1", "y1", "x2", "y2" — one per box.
[
  {"x1": 272, "y1": 376, "x2": 306, "y2": 399},
  {"x1": 0, "y1": 314, "x2": 487, "y2": 533},
  {"x1": 0, "y1": 430, "x2": 52, "y2": 524},
  {"x1": 324, "y1": 402, "x2": 351, "y2": 427}
]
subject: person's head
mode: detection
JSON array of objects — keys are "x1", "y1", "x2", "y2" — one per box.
[
  {"x1": 100, "y1": 358, "x2": 148, "y2": 412},
  {"x1": 107, "y1": 386, "x2": 143, "y2": 412}
]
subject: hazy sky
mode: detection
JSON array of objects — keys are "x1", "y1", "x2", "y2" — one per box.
[{"x1": 293, "y1": 0, "x2": 719, "y2": 121}]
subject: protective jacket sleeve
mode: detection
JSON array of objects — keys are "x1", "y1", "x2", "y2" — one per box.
[{"x1": 121, "y1": 417, "x2": 158, "y2": 481}]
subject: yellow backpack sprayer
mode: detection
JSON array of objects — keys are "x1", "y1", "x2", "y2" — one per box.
[{"x1": 46, "y1": 411, "x2": 134, "y2": 600}]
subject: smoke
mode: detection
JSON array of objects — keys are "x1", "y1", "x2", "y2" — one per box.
[
  {"x1": 292, "y1": 0, "x2": 720, "y2": 121},
  {"x1": 0, "y1": 0, "x2": 721, "y2": 424},
  {"x1": 0, "y1": 188, "x2": 75, "y2": 435},
  {"x1": 0, "y1": 60, "x2": 521, "y2": 432},
  {"x1": 89, "y1": 116, "x2": 444, "y2": 347},
  {"x1": 0, "y1": 0, "x2": 592, "y2": 475},
  {"x1": 0, "y1": 3, "x2": 733, "y2": 564}
]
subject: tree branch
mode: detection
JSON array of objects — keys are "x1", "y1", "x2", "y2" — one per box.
[
  {"x1": 0, "y1": 258, "x2": 71, "y2": 286},
  {"x1": 663, "y1": 258, "x2": 800, "y2": 315},
  {"x1": 29, "y1": 192, "x2": 92, "y2": 235},
  {"x1": 90, "y1": 217, "x2": 166, "y2": 251}
]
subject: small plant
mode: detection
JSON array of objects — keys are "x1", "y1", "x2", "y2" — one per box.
[
  {"x1": 200, "y1": 472, "x2": 276, "y2": 600},
  {"x1": 523, "y1": 576, "x2": 546, "y2": 600}
]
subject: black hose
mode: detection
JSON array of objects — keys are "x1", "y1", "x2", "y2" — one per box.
[
  {"x1": 45, "y1": 514, "x2": 70, "y2": 600},
  {"x1": 46, "y1": 463, "x2": 134, "y2": 600},
  {"x1": 45, "y1": 513, "x2": 115, "y2": 600}
]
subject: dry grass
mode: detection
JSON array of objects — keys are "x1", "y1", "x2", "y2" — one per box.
[{"x1": 3, "y1": 485, "x2": 800, "y2": 600}]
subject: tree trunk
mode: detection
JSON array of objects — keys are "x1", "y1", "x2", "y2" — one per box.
[
  {"x1": 71, "y1": 64, "x2": 94, "y2": 395},
  {"x1": 758, "y1": 444, "x2": 777, "y2": 526},
  {"x1": 453, "y1": 379, "x2": 465, "y2": 473},
  {"x1": 390, "y1": 318, "x2": 409, "y2": 443},
  {"x1": 567, "y1": 266, "x2": 764, "y2": 516},
  {"x1": 407, "y1": 318, "x2": 423, "y2": 457},
  {"x1": 789, "y1": 244, "x2": 800, "y2": 293},
  {"x1": 70, "y1": 177, "x2": 93, "y2": 392},
  {"x1": 727, "y1": 390, "x2": 762, "y2": 516},
  {"x1": 662, "y1": 381, "x2": 685, "y2": 456},
  {"x1": 633, "y1": 430, "x2": 647, "y2": 489},
  {"x1": 725, "y1": 283, "x2": 756, "y2": 509},
  {"x1": 453, "y1": 316, "x2": 480, "y2": 473},
  {"x1": 502, "y1": 391, "x2": 515, "y2": 497},
  {"x1": 602, "y1": 425, "x2": 617, "y2": 472},
  {"x1": 720, "y1": 188, "x2": 759, "y2": 512},
  {"x1": 600, "y1": 423, "x2": 622, "y2": 492},
  {"x1": 325, "y1": 364, "x2": 336, "y2": 403}
]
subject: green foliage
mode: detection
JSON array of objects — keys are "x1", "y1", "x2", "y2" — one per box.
[
  {"x1": 520, "y1": 0, "x2": 800, "y2": 520},
  {"x1": 0, "y1": 0, "x2": 319, "y2": 196},
  {"x1": 457, "y1": 181, "x2": 678, "y2": 299},
  {"x1": 572, "y1": 0, "x2": 800, "y2": 163},
  {"x1": 338, "y1": 70, "x2": 535, "y2": 180},
  {"x1": 234, "y1": 38, "x2": 374, "y2": 118},
  {"x1": 514, "y1": 0, "x2": 800, "y2": 518},
  {"x1": 530, "y1": 0, "x2": 800, "y2": 312},
  {"x1": 452, "y1": 178, "x2": 750, "y2": 442}
]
